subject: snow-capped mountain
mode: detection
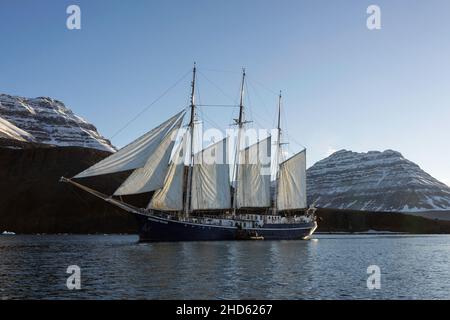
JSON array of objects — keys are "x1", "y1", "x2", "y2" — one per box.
[
  {"x1": 0, "y1": 94, "x2": 115, "y2": 152},
  {"x1": 307, "y1": 149, "x2": 450, "y2": 212}
]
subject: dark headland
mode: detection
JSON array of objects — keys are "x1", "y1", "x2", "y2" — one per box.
[{"x1": 0, "y1": 139, "x2": 137, "y2": 234}]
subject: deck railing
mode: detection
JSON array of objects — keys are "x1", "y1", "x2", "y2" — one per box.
[{"x1": 148, "y1": 210, "x2": 314, "y2": 226}]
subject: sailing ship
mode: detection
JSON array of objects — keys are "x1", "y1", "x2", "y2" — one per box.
[{"x1": 62, "y1": 64, "x2": 317, "y2": 241}]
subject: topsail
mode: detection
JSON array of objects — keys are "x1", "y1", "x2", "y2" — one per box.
[{"x1": 74, "y1": 111, "x2": 185, "y2": 179}]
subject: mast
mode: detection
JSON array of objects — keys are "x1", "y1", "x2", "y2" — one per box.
[
  {"x1": 232, "y1": 68, "x2": 246, "y2": 214},
  {"x1": 273, "y1": 91, "x2": 282, "y2": 214},
  {"x1": 184, "y1": 62, "x2": 197, "y2": 215},
  {"x1": 238, "y1": 68, "x2": 246, "y2": 125}
]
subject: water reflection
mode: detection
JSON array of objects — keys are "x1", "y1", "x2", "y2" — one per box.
[{"x1": 1, "y1": 235, "x2": 450, "y2": 299}]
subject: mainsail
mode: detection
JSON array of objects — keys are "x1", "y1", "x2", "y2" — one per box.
[
  {"x1": 236, "y1": 136, "x2": 272, "y2": 208},
  {"x1": 191, "y1": 139, "x2": 231, "y2": 210},
  {"x1": 276, "y1": 150, "x2": 307, "y2": 211},
  {"x1": 113, "y1": 117, "x2": 184, "y2": 195},
  {"x1": 74, "y1": 111, "x2": 185, "y2": 178},
  {"x1": 148, "y1": 133, "x2": 187, "y2": 211}
]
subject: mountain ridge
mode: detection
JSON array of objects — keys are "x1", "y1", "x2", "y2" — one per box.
[
  {"x1": 307, "y1": 149, "x2": 450, "y2": 213},
  {"x1": 0, "y1": 93, "x2": 115, "y2": 152}
]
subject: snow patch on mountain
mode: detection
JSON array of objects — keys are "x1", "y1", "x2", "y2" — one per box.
[
  {"x1": 307, "y1": 149, "x2": 450, "y2": 213},
  {"x1": 0, "y1": 94, "x2": 115, "y2": 152}
]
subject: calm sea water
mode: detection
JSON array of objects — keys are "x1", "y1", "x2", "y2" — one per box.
[{"x1": 0, "y1": 234, "x2": 449, "y2": 300}]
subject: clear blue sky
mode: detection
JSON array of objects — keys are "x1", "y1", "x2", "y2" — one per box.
[{"x1": 1, "y1": 0, "x2": 449, "y2": 185}]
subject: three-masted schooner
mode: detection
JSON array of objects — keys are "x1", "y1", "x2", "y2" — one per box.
[{"x1": 62, "y1": 65, "x2": 317, "y2": 241}]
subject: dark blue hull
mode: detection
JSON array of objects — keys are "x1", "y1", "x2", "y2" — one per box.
[{"x1": 135, "y1": 214, "x2": 317, "y2": 242}]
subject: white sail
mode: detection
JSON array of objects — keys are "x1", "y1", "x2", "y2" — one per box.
[
  {"x1": 113, "y1": 118, "x2": 183, "y2": 196},
  {"x1": 148, "y1": 133, "x2": 187, "y2": 211},
  {"x1": 236, "y1": 136, "x2": 272, "y2": 208},
  {"x1": 277, "y1": 150, "x2": 307, "y2": 211},
  {"x1": 74, "y1": 111, "x2": 185, "y2": 178},
  {"x1": 191, "y1": 139, "x2": 231, "y2": 210}
]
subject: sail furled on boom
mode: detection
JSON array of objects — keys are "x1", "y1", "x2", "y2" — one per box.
[
  {"x1": 191, "y1": 139, "x2": 231, "y2": 210},
  {"x1": 74, "y1": 111, "x2": 185, "y2": 179},
  {"x1": 277, "y1": 150, "x2": 307, "y2": 211},
  {"x1": 236, "y1": 136, "x2": 272, "y2": 208},
  {"x1": 148, "y1": 132, "x2": 187, "y2": 211},
  {"x1": 113, "y1": 117, "x2": 184, "y2": 196}
]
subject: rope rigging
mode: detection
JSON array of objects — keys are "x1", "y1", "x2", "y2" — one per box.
[
  {"x1": 109, "y1": 69, "x2": 192, "y2": 140},
  {"x1": 106, "y1": 65, "x2": 306, "y2": 157}
]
